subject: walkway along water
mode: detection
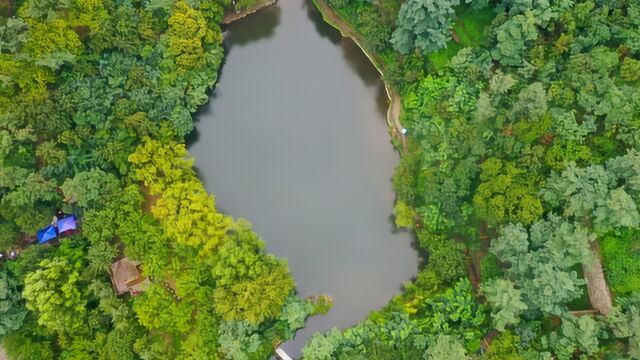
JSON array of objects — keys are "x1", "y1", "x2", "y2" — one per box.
[
  {"x1": 189, "y1": 0, "x2": 420, "y2": 356},
  {"x1": 310, "y1": 0, "x2": 408, "y2": 150}
]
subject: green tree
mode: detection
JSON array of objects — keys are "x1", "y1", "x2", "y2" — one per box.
[
  {"x1": 0, "y1": 270, "x2": 26, "y2": 338},
  {"x1": 86, "y1": 240, "x2": 118, "y2": 275},
  {"x1": 419, "y1": 232, "x2": 466, "y2": 283},
  {"x1": 391, "y1": 0, "x2": 470, "y2": 54},
  {"x1": 151, "y1": 179, "x2": 232, "y2": 254},
  {"x1": 546, "y1": 314, "x2": 600, "y2": 359},
  {"x1": 22, "y1": 258, "x2": 87, "y2": 334},
  {"x1": 490, "y1": 12, "x2": 538, "y2": 66},
  {"x1": 489, "y1": 216, "x2": 592, "y2": 316},
  {"x1": 2, "y1": 330, "x2": 55, "y2": 360},
  {"x1": 211, "y1": 220, "x2": 294, "y2": 324},
  {"x1": 0, "y1": 221, "x2": 21, "y2": 250},
  {"x1": 473, "y1": 158, "x2": 543, "y2": 226},
  {"x1": 621, "y1": 57, "x2": 640, "y2": 82},
  {"x1": 217, "y1": 321, "x2": 263, "y2": 360},
  {"x1": 608, "y1": 295, "x2": 640, "y2": 359},
  {"x1": 277, "y1": 296, "x2": 314, "y2": 339},
  {"x1": 541, "y1": 156, "x2": 640, "y2": 231},
  {"x1": 166, "y1": 0, "x2": 221, "y2": 73},
  {"x1": 483, "y1": 331, "x2": 522, "y2": 360},
  {"x1": 482, "y1": 278, "x2": 527, "y2": 331},
  {"x1": 61, "y1": 168, "x2": 120, "y2": 209},
  {"x1": 419, "y1": 278, "x2": 487, "y2": 351},
  {"x1": 302, "y1": 328, "x2": 346, "y2": 360},
  {"x1": 424, "y1": 335, "x2": 469, "y2": 360}
]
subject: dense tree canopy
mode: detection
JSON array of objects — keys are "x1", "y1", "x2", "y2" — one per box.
[
  {"x1": 2, "y1": 0, "x2": 640, "y2": 357},
  {"x1": 0, "y1": 0, "x2": 314, "y2": 357},
  {"x1": 22, "y1": 258, "x2": 87, "y2": 335},
  {"x1": 0, "y1": 270, "x2": 25, "y2": 339},
  {"x1": 304, "y1": 0, "x2": 640, "y2": 357}
]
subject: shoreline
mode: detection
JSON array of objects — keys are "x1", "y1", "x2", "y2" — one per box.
[
  {"x1": 310, "y1": 0, "x2": 408, "y2": 150},
  {"x1": 223, "y1": 0, "x2": 278, "y2": 25}
]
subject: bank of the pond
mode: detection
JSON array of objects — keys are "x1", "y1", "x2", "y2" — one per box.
[
  {"x1": 310, "y1": 0, "x2": 407, "y2": 150},
  {"x1": 223, "y1": 0, "x2": 278, "y2": 24}
]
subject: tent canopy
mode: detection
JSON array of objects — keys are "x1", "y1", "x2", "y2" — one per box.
[
  {"x1": 37, "y1": 225, "x2": 58, "y2": 244},
  {"x1": 57, "y1": 215, "x2": 77, "y2": 233}
]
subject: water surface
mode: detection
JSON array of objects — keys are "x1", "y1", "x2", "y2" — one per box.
[{"x1": 189, "y1": 1, "x2": 420, "y2": 355}]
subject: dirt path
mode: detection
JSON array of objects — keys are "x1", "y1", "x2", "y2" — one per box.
[
  {"x1": 223, "y1": 0, "x2": 278, "y2": 24},
  {"x1": 311, "y1": 0, "x2": 408, "y2": 150},
  {"x1": 583, "y1": 241, "x2": 613, "y2": 315}
]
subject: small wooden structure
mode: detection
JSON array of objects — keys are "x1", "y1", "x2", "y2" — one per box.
[{"x1": 110, "y1": 258, "x2": 150, "y2": 296}]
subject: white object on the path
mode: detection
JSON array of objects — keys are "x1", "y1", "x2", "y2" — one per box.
[
  {"x1": 401, "y1": 128, "x2": 407, "y2": 134},
  {"x1": 274, "y1": 347, "x2": 294, "y2": 360}
]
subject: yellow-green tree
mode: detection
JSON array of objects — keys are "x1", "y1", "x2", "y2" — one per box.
[
  {"x1": 22, "y1": 258, "x2": 87, "y2": 335},
  {"x1": 166, "y1": 1, "x2": 220, "y2": 72}
]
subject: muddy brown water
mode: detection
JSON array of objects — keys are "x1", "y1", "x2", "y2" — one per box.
[{"x1": 188, "y1": 0, "x2": 421, "y2": 356}]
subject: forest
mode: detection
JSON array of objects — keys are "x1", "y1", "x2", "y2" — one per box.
[
  {"x1": 0, "y1": 0, "x2": 323, "y2": 358},
  {"x1": 301, "y1": 0, "x2": 640, "y2": 358},
  {"x1": 1, "y1": 0, "x2": 639, "y2": 359}
]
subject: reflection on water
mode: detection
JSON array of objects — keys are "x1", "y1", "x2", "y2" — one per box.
[
  {"x1": 189, "y1": 0, "x2": 421, "y2": 356},
  {"x1": 303, "y1": 0, "x2": 341, "y2": 45},
  {"x1": 223, "y1": 5, "x2": 281, "y2": 47}
]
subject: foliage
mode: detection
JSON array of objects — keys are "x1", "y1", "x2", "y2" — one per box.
[
  {"x1": 479, "y1": 253, "x2": 501, "y2": 281},
  {"x1": 61, "y1": 168, "x2": 120, "y2": 209},
  {"x1": 304, "y1": 0, "x2": 640, "y2": 356},
  {"x1": 391, "y1": 0, "x2": 473, "y2": 54},
  {"x1": 3, "y1": 0, "x2": 640, "y2": 356},
  {"x1": 601, "y1": 228, "x2": 640, "y2": 296},
  {"x1": 483, "y1": 331, "x2": 522, "y2": 360},
  {"x1": 0, "y1": 0, "x2": 308, "y2": 356},
  {"x1": 482, "y1": 278, "x2": 527, "y2": 331},
  {"x1": 22, "y1": 258, "x2": 87, "y2": 335},
  {"x1": 2, "y1": 329, "x2": 55, "y2": 360},
  {"x1": 212, "y1": 221, "x2": 295, "y2": 324},
  {"x1": 0, "y1": 269, "x2": 26, "y2": 339},
  {"x1": 86, "y1": 240, "x2": 118, "y2": 276},
  {"x1": 419, "y1": 278, "x2": 487, "y2": 351},
  {"x1": 473, "y1": 158, "x2": 543, "y2": 226},
  {"x1": 217, "y1": 321, "x2": 264, "y2": 360},
  {"x1": 487, "y1": 216, "x2": 592, "y2": 317},
  {"x1": 541, "y1": 152, "x2": 640, "y2": 232},
  {"x1": 608, "y1": 295, "x2": 640, "y2": 359},
  {"x1": 544, "y1": 314, "x2": 601, "y2": 359},
  {"x1": 424, "y1": 334, "x2": 469, "y2": 360},
  {"x1": 419, "y1": 232, "x2": 466, "y2": 283}
]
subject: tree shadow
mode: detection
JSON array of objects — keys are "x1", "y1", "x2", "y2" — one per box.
[
  {"x1": 303, "y1": 0, "x2": 380, "y2": 88},
  {"x1": 223, "y1": 4, "x2": 282, "y2": 49},
  {"x1": 387, "y1": 213, "x2": 429, "y2": 276},
  {"x1": 303, "y1": 0, "x2": 341, "y2": 45},
  {"x1": 339, "y1": 38, "x2": 380, "y2": 87}
]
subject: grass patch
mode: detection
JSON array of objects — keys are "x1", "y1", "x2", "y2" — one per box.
[
  {"x1": 428, "y1": 5, "x2": 495, "y2": 71},
  {"x1": 456, "y1": 5, "x2": 495, "y2": 44},
  {"x1": 600, "y1": 229, "x2": 640, "y2": 297},
  {"x1": 479, "y1": 253, "x2": 502, "y2": 282},
  {"x1": 567, "y1": 265, "x2": 592, "y2": 311}
]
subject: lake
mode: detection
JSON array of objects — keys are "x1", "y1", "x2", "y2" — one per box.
[{"x1": 189, "y1": 0, "x2": 420, "y2": 355}]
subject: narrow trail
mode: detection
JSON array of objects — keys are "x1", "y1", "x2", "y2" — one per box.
[
  {"x1": 583, "y1": 240, "x2": 613, "y2": 315},
  {"x1": 311, "y1": 0, "x2": 408, "y2": 151}
]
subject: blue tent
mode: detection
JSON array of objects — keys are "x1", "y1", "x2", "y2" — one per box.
[
  {"x1": 57, "y1": 215, "x2": 77, "y2": 234},
  {"x1": 37, "y1": 225, "x2": 58, "y2": 244}
]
